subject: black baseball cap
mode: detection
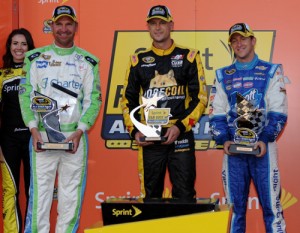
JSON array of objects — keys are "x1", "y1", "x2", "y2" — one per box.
[
  {"x1": 146, "y1": 5, "x2": 173, "y2": 22},
  {"x1": 51, "y1": 5, "x2": 77, "y2": 22}
]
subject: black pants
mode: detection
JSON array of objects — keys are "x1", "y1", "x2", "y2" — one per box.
[{"x1": 141, "y1": 130, "x2": 196, "y2": 201}]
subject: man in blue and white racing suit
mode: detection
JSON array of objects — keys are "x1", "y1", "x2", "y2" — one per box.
[
  {"x1": 19, "y1": 5, "x2": 101, "y2": 233},
  {"x1": 209, "y1": 23, "x2": 288, "y2": 233}
]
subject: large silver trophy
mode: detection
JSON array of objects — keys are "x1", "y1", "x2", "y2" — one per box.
[
  {"x1": 130, "y1": 93, "x2": 171, "y2": 142},
  {"x1": 228, "y1": 93, "x2": 265, "y2": 155},
  {"x1": 30, "y1": 83, "x2": 77, "y2": 151}
]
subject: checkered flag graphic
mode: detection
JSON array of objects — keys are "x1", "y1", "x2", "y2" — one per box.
[
  {"x1": 235, "y1": 93, "x2": 265, "y2": 132},
  {"x1": 248, "y1": 110, "x2": 265, "y2": 133},
  {"x1": 151, "y1": 124, "x2": 162, "y2": 136},
  {"x1": 236, "y1": 93, "x2": 254, "y2": 116}
]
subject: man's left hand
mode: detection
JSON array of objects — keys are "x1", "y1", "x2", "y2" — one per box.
[
  {"x1": 64, "y1": 129, "x2": 83, "y2": 154},
  {"x1": 254, "y1": 141, "x2": 267, "y2": 157},
  {"x1": 162, "y1": 125, "x2": 180, "y2": 145}
]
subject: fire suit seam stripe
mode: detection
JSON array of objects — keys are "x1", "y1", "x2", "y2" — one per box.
[
  {"x1": 270, "y1": 150, "x2": 279, "y2": 231},
  {"x1": 32, "y1": 148, "x2": 38, "y2": 232},
  {"x1": 78, "y1": 59, "x2": 101, "y2": 131},
  {"x1": 24, "y1": 142, "x2": 38, "y2": 232},
  {"x1": 267, "y1": 150, "x2": 275, "y2": 231},
  {"x1": 224, "y1": 155, "x2": 235, "y2": 233},
  {"x1": 67, "y1": 133, "x2": 88, "y2": 232},
  {"x1": 180, "y1": 53, "x2": 207, "y2": 131},
  {"x1": 19, "y1": 56, "x2": 35, "y2": 127},
  {"x1": 138, "y1": 147, "x2": 145, "y2": 198},
  {"x1": 268, "y1": 147, "x2": 282, "y2": 232}
]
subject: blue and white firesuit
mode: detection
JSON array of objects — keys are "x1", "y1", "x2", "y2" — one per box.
[{"x1": 209, "y1": 54, "x2": 288, "y2": 233}]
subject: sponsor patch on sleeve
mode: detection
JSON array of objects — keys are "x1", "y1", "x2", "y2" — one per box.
[
  {"x1": 187, "y1": 49, "x2": 198, "y2": 62},
  {"x1": 85, "y1": 56, "x2": 98, "y2": 66},
  {"x1": 28, "y1": 52, "x2": 41, "y2": 61},
  {"x1": 130, "y1": 54, "x2": 139, "y2": 66}
]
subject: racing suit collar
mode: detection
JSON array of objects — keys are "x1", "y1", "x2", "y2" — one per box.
[
  {"x1": 151, "y1": 40, "x2": 176, "y2": 56},
  {"x1": 235, "y1": 54, "x2": 258, "y2": 70},
  {"x1": 12, "y1": 62, "x2": 24, "y2": 69},
  {"x1": 51, "y1": 42, "x2": 76, "y2": 56},
  {"x1": 235, "y1": 53, "x2": 258, "y2": 70}
]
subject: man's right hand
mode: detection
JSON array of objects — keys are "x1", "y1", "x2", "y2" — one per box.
[
  {"x1": 134, "y1": 131, "x2": 154, "y2": 147},
  {"x1": 223, "y1": 141, "x2": 234, "y2": 155},
  {"x1": 30, "y1": 127, "x2": 45, "y2": 152}
]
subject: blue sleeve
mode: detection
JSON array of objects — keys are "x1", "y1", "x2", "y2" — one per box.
[
  {"x1": 210, "y1": 115, "x2": 231, "y2": 145},
  {"x1": 259, "y1": 112, "x2": 287, "y2": 144}
]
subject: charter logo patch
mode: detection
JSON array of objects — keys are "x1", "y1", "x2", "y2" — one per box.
[{"x1": 101, "y1": 31, "x2": 275, "y2": 150}]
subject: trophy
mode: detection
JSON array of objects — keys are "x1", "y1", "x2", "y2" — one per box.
[
  {"x1": 130, "y1": 93, "x2": 172, "y2": 142},
  {"x1": 228, "y1": 93, "x2": 265, "y2": 155},
  {"x1": 30, "y1": 83, "x2": 77, "y2": 151}
]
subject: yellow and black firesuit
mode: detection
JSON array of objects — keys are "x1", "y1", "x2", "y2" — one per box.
[
  {"x1": 0, "y1": 63, "x2": 30, "y2": 233},
  {"x1": 121, "y1": 42, "x2": 207, "y2": 201}
]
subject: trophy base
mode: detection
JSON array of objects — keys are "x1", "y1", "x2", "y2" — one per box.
[
  {"x1": 229, "y1": 144, "x2": 260, "y2": 155},
  {"x1": 37, "y1": 142, "x2": 74, "y2": 151},
  {"x1": 140, "y1": 136, "x2": 167, "y2": 142}
]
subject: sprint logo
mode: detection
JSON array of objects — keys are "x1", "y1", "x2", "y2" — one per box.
[
  {"x1": 112, "y1": 205, "x2": 142, "y2": 218},
  {"x1": 281, "y1": 188, "x2": 298, "y2": 210}
]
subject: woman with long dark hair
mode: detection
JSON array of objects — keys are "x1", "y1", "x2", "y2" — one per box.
[{"x1": 0, "y1": 28, "x2": 35, "y2": 233}]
